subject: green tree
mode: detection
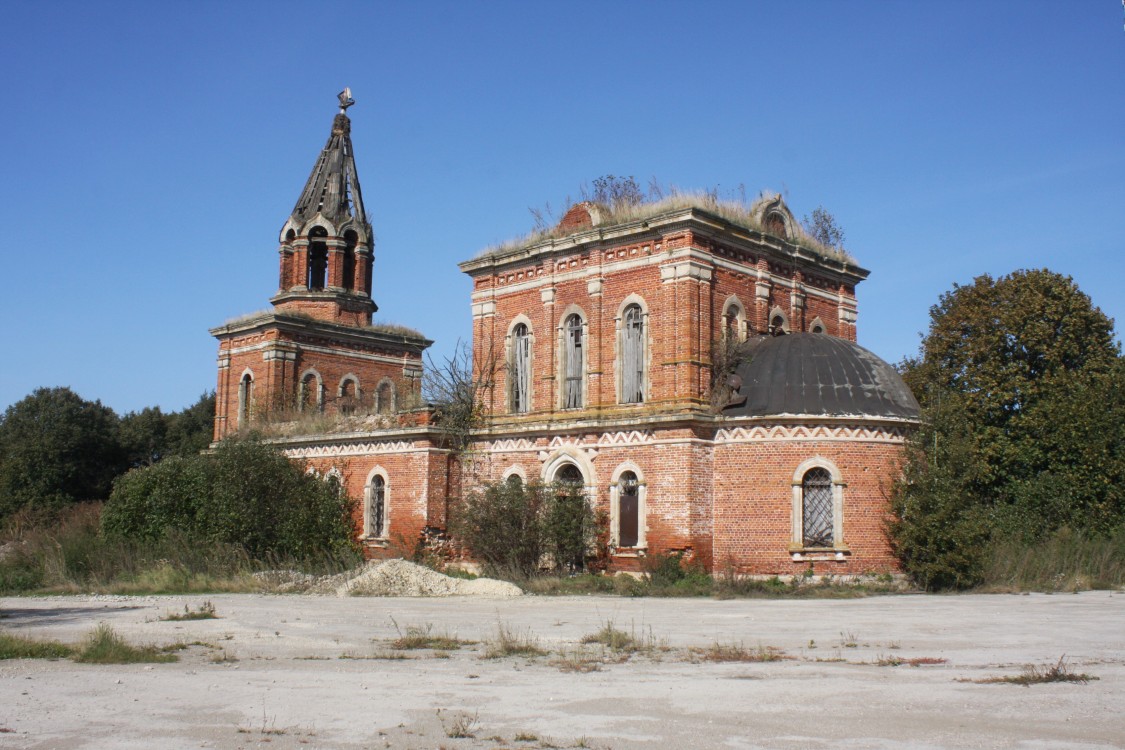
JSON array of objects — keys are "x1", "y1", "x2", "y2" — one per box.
[
  {"x1": 892, "y1": 269, "x2": 1122, "y2": 588},
  {"x1": 103, "y1": 438, "x2": 356, "y2": 560},
  {"x1": 450, "y1": 478, "x2": 598, "y2": 577},
  {"x1": 801, "y1": 206, "x2": 846, "y2": 249},
  {"x1": 0, "y1": 388, "x2": 126, "y2": 519}
]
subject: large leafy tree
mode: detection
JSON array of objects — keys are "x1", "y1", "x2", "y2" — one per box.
[
  {"x1": 892, "y1": 270, "x2": 1123, "y2": 588},
  {"x1": 0, "y1": 387, "x2": 126, "y2": 518}
]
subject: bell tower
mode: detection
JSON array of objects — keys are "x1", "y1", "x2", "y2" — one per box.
[
  {"x1": 272, "y1": 88, "x2": 376, "y2": 327},
  {"x1": 211, "y1": 90, "x2": 431, "y2": 440}
]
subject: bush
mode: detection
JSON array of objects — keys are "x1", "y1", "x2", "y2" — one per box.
[
  {"x1": 103, "y1": 438, "x2": 357, "y2": 561},
  {"x1": 451, "y1": 479, "x2": 600, "y2": 578}
]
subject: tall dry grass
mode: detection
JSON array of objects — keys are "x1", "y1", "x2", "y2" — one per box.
[{"x1": 979, "y1": 527, "x2": 1125, "y2": 592}]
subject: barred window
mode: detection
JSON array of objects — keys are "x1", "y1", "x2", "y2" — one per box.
[
  {"x1": 802, "y1": 468, "x2": 834, "y2": 547},
  {"x1": 368, "y1": 475, "x2": 386, "y2": 538}
]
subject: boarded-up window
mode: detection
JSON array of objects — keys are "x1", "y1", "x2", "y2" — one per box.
[
  {"x1": 621, "y1": 305, "x2": 644, "y2": 403},
  {"x1": 369, "y1": 475, "x2": 386, "y2": 537},
  {"x1": 802, "y1": 468, "x2": 834, "y2": 547},
  {"x1": 510, "y1": 323, "x2": 531, "y2": 413},
  {"x1": 564, "y1": 314, "x2": 584, "y2": 409},
  {"x1": 618, "y1": 471, "x2": 639, "y2": 547}
]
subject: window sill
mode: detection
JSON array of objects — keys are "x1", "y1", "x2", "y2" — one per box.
[
  {"x1": 361, "y1": 537, "x2": 390, "y2": 548},
  {"x1": 611, "y1": 547, "x2": 647, "y2": 557},
  {"x1": 788, "y1": 545, "x2": 850, "y2": 562}
]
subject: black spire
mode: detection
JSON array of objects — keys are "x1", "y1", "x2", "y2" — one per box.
[{"x1": 289, "y1": 89, "x2": 368, "y2": 231}]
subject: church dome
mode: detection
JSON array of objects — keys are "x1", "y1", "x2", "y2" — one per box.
[{"x1": 722, "y1": 333, "x2": 920, "y2": 420}]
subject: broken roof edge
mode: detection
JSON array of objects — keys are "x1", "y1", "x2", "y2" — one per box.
[{"x1": 459, "y1": 199, "x2": 863, "y2": 277}]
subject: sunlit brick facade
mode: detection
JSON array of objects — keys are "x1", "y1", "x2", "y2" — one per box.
[{"x1": 213, "y1": 95, "x2": 919, "y2": 576}]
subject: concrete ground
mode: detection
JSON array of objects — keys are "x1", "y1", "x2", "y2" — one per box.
[{"x1": 1, "y1": 591, "x2": 1122, "y2": 749}]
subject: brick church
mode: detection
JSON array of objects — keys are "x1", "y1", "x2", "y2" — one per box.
[{"x1": 211, "y1": 92, "x2": 920, "y2": 576}]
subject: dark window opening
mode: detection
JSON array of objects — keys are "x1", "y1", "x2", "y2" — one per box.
[
  {"x1": 619, "y1": 471, "x2": 639, "y2": 548},
  {"x1": 802, "y1": 467, "x2": 834, "y2": 548},
  {"x1": 300, "y1": 374, "x2": 321, "y2": 412},
  {"x1": 308, "y1": 227, "x2": 328, "y2": 290},
  {"x1": 339, "y1": 379, "x2": 357, "y2": 415},
  {"x1": 376, "y1": 381, "x2": 395, "y2": 415},
  {"x1": 771, "y1": 315, "x2": 787, "y2": 335},
  {"x1": 343, "y1": 230, "x2": 358, "y2": 291},
  {"x1": 238, "y1": 373, "x2": 254, "y2": 426}
]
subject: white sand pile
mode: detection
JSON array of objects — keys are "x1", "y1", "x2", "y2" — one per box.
[{"x1": 336, "y1": 559, "x2": 523, "y2": 598}]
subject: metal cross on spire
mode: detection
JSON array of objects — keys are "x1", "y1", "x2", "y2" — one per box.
[{"x1": 337, "y1": 87, "x2": 355, "y2": 113}]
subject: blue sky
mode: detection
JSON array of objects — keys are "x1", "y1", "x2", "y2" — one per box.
[{"x1": 1, "y1": 1, "x2": 1122, "y2": 414}]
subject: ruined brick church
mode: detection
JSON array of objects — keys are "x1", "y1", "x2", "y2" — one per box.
[{"x1": 211, "y1": 93, "x2": 920, "y2": 575}]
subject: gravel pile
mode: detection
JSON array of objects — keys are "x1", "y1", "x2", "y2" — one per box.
[
  {"x1": 337, "y1": 559, "x2": 523, "y2": 598},
  {"x1": 254, "y1": 560, "x2": 523, "y2": 598}
]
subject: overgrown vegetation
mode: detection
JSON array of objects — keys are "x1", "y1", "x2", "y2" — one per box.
[
  {"x1": 891, "y1": 270, "x2": 1124, "y2": 590},
  {"x1": 450, "y1": 478, "x2": 601, "y2": 578},
  {"x1": 1, "y1": 442, "x2": 360, "y2": 595},
  {"x1": 973, "y1": 656, "x2": 1096, "y2": 686},
  {"x1": 482, "y1": 622, "x2": 547, "y2": 659},
  {"x1": 0, "y1": 387, "x2": 215, "y2": 524},
  {"x1": 74, "y1": 623, "x2": 177, "y2": 664},
  {"x1": 161, "y1": 601, "x2": 218, "y2": 621},
  {"x1": 0, "y1": 631, "x2": 74, "y2": 659},
  {"x1": 496, "y1": 176, "x2": 854, "y2": 263},
  {"x1": 103, "y1": 438, "x2": 358, "y2": 561}
]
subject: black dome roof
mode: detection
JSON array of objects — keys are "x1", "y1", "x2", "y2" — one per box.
[{"x1": 721, "y1": 333, "x2": 920, "y2": 420}]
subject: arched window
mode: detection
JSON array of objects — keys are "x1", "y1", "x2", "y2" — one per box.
[
  {"x1": 563, "y1": 314, "x2": 584, "y2": 409},
  {"x1": 505, "y1": 473, "x2": 524, "y2": 490},
  {"x1": 366, "y1": 474, "x2": 387, "y2": 538},
  {"x1": 801, "y1": 467, "x2": 834, "y2": 548},
  {"x1": 237, "y1": 371, "x2": 254, "y2": 426},
  {"x1": 621, "y1": 304, "x2": 645, "y2": 404},
  {"x1": 307, "y1": 227, "x2": 328, "y2": 290},
  {"x1": 722, "y1": 298, "x2": 746, "y2": 342},
  {"x1": 510, "y1": 322, "x2": 531, "y2": 413},
  {"x1": 375, "y1": 379, "x2": 396, "y2": 415},
  {"x1": 766, "y1": 212, "x2": 787, "y2": 239},
  {"x1": 299, "y1": 372, "x2": 322, "y2": 413},
  {"x1": 556, "y1": 462, "x2": 583, "y2": 486},
  {"x1": 618, "y1": 471, "x2": 640, "y2": 547},
  {"x1": 339, "y1": 376, "x2": 359, "y2": 416},
  {"x1": 769, "y1": 307, "x2": 789, "y2": 336},
  {"x1": 342, "y1": 230, "x2": 358, "y2": 291},
  {"x1": 808, "y1": 316, "x2": 826, "y2": 334}
]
